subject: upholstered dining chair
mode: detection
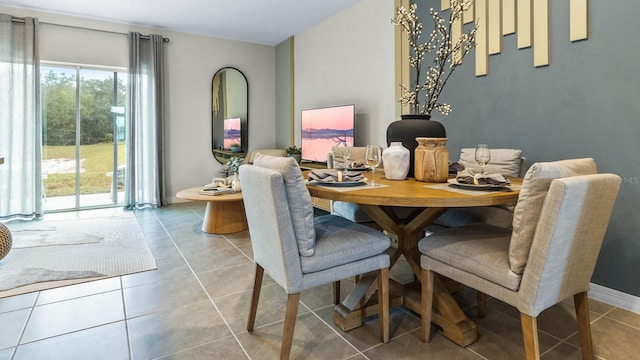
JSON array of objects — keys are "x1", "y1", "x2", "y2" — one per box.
[
  {"x1": 431, "y1": 148, "x2": 526, "y2": 230},
  {"x1": 239, "y1": 154, "x2": 390, "y2": 360},
  {"x1": 328, "y1": 146, "x2": 420, "y2": 225},
  {"x1": 418, "y1": 158, "x2": 620, "y2": 360}
]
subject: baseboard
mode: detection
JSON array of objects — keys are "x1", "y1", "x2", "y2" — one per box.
[{"x1": 589, "y1": 282, "x2": 640, "y2": 314}]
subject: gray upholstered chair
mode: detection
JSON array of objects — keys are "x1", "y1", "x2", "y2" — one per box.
[
  {"x1": 418, "y1": 158, "x2": 620, "y2": 360},
  {"x1": 240, "y1": 154, "x2": 390, "y2": 360},
  {"x1": 432, "y1": 148, "x2": 526, "y2": 230},
  {"x1": 328, "y1": 146, "x2": 419, "y2": 224}
]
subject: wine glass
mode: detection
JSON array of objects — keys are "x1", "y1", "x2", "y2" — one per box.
[
  {"x1": 338, "y1": 141, "x2": 352, "y2": 173},
  {"x1": 366, "y1": 145, "x2": 382, "y2": 187},
  {"x1": 475, "y1": 144, "x2": 491, "y2": 174}
]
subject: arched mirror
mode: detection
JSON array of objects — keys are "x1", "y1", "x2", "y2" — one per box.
[{"x1": 211, "y1": 67, "x2": 248, "y2": 163}]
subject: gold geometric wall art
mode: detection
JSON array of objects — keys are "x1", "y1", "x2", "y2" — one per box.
[
  {"x1": 570, "y1": 0, "x2": 589, "y2": 41},
  {"x1": 502, "y1": 0, "x2": 516, "y2": 35},
  {"x1": 517, "y1": 0, "x2": 532, "y2": 48},
  {"x1": 475, "y1": 0, "x2": 489, "y2": 76},
  {"x1": 440, "y1": 0, "x2": 589, "y2": 75},
  {"x1": 533, "y1": 0, "x2": 550, "y2": 67},
  {"x1": 488, "y1": 0, "x2": 502, "y2": 55}
]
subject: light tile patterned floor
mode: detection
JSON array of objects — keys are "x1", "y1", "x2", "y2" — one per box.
[{"x1": 1, "y1": 204, "x2": 639, "y2": 359}]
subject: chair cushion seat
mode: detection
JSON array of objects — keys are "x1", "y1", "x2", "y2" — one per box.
[
  {"x1": 419, "y1": 224, "x2": 522, "y2": 291},
  {"x1": 300, "y1": 215, "x2": 390, "y2": 274}
]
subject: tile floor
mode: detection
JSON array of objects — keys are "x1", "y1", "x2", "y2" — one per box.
[{"x1": 1, "y1": 203, "x2": 639, "y2": 359}]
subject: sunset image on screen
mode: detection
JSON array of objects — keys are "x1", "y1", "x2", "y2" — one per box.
[
  {"x1": 223, "y1": 118, "x2": 241, "y2": 148},
  {"x1": 301, "y1": 105, "x2": 354, "y2": 163}
]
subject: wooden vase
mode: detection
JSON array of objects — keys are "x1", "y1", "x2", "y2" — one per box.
[{"x1": 414, "y1": 137, "x2": 449, "y2": 183}]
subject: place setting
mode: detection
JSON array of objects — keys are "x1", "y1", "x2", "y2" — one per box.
[
  {"x1": 306, "y1": 144, "x2": 388, "y2": 190},
  {"x1": 426, "y1": 144, "x2": 519, "y2": 195}
]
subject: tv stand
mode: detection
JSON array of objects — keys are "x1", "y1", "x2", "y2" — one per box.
[{"x1": 299, "y1": 162, "x2": 327, "y2": 170}]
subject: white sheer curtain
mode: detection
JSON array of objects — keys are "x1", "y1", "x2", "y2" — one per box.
[
  {"x1": 0, "y1": 14, "x2": 42, "y2": 220},
  {"x1": 125, "y1": 32, "x2": 167, "y2": 209}
]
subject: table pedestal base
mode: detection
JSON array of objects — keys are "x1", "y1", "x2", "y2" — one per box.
[
  {"x1": 332, "y1": 279, "x2": 478, "y2": 347},
  {"x1": 202, "y1": 200, "x2": 248, "y2": 234}
]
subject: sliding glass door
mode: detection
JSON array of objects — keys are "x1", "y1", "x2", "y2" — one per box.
[{"x1": 41, "y1": 64, "x2": 126, "y2": 211}]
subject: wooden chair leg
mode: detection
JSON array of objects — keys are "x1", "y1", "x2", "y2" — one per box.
[
  {"x1": 280, "y1": 293, "x2": 301, "y2": 360},
  {"x1": 247, "y1": 264, "x2": 264, "y2": 331},
  {"x1": 377, "y1": 267, "x2": 390, "y2": 343},
  {"x1": 574, "y1": 292, "x2": 594, "y2": 360},
  {"x1": 420, "y1": 269, "x2": 435, "y2": 342},
  {"x1": 477, "y1": 291, "x2": 487, "y2": 318},
  {"x1": 332, "y1": 281, "x2": 341, "y2": 305},
  {"x1": 520, "y1": 313, "x2": 540, "y2": 360}
]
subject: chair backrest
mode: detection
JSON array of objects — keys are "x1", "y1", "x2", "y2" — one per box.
[
  {"x1": 239, "y1": 164, "x2": 306, "y2": 293},
  {"x1": 509, "y1": 158, "x2": 597, "y2": 274},
  {"x1": 252, "y1": 154, "x2": 316, "y2": 255},
  {"x1": 518, "y1": 173, "x2": 620, "y2": 315},
  {"x1": 244, "y1": 148, "x2": 286, "y2": 164},
  {"x1": 459, "y1": 148, "x2": 524, "y2": 177},
  {"x1": 329, "y1": 146, "x2": 370, "y2": 169}
]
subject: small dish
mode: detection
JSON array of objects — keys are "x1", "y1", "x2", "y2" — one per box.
[
  {"x1": 446, "y1": 178, "x2": 510, "y2": 189},
  {"x1": 311, "y1": 180, "x2": 367, "y2": 187}
]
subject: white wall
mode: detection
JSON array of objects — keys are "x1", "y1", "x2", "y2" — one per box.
[
  {"x1": 294, "y1": 0, "x2": 395, "y2": 147},
  {"x1": 1, "y1": 6, "x2": 276, "y2": 203}
]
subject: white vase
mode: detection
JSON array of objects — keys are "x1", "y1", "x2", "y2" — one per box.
[
  {"x1": 232, "y1": 172, "x2": 242, "y2": 192},
  {"x1": 382, "y1": 142, "x2": 410, "y2": 180}
]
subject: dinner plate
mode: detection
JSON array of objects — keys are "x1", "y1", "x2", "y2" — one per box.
[
  {"x1": 348, "y1": 166, "x2": 369, "y2": 171},
  {"x1": 446, "y1": 178, "x2": 510, "y2": 189},
  {"x1": 309, "y1": 180, "x2": 367, "y2": 187}
]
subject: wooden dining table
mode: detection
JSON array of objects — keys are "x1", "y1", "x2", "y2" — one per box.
[{"x1": 305, "y1": 170, "x2": 521, "y2": 346}]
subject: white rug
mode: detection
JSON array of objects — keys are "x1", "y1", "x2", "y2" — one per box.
[{"x1": 0, "y1": 211, "x2": 157, "y2": 298}]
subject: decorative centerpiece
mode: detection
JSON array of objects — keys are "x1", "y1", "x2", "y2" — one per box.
[
  {"x1": 286, "y1": 145, "x2": 302, "y2": 164},
  {"x1": 414, "y1": 138, "x2": 449, "y2": 183},
  {"x1": 225, "y1": 156, "x2": 244, "y2": 191},
  {"x1": 389, "y1": 1, "x2": 477, "y2": 178}
]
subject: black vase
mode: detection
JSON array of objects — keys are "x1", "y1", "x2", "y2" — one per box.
[{"x1": 386, "y1": 114, "x2": 446, "y2": 178}]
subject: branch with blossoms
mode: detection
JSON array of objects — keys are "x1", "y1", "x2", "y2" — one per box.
[{"x1": 393, "y1": 0, "x2": 477, "y2": 116}]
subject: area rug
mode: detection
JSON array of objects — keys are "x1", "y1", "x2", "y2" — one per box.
[{"x1": 0, "y1": 211, "x2": 157, "y2": 298}]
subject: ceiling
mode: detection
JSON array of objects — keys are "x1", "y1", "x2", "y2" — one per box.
[{"x1": 0, "y1": 0, "x2": 362, "y2": 45}]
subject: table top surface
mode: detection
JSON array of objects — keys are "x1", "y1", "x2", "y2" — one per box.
[
  {"x1": 176, "y1": 186, "x2": 244, "y2": 202},
  {"x1": 305, "y1": 171, "x2": 521, "y2": 208}
]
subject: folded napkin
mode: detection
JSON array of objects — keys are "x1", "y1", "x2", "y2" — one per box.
[
  {"x1": 350, "y1": 161, "x2": 365, "y2": 169},
  {"x1": 456, "y1": 169, "x2": 510, "y2": 186},
  {"x1": 308, "y1": 169, "x2": 364, "y2": 183}
]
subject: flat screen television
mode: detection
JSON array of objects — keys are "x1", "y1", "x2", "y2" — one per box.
[
  {"x1": 301, "y1": 104, "x2": 355, "y2": 163},
  {"x1": 223, "y1": 118, "x2": 241, "y2": 149}
]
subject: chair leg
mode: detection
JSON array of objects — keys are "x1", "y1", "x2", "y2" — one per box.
[
  {"x1": 477, "y1": 291, "x2": 487, "y2": 318},
  {"x1": 332, "y1": 281, "x2": 341, "y2": 305},
  {"x1": 281, "y1": 293, "x2": 301, "y2": 360},
  {"x1": 574, "y1": 292, "x2": 594, "y2": 360},
  {"x1": 420, "y1": 269, "x2": 435, "y2": 342},
  {"x1": 247, "y1": 264, "x2": 264, "y2": 331},
  {"x1": 520, "y1": 313, "x2": 540, "y2": 360},
  {"x1": 377, "y1": 267, "x2": 390, "y2": 343}
]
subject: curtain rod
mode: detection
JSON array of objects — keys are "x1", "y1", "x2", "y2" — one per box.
[{"x1": 10, "y1": 17, "x2": 170, "y2": 43}]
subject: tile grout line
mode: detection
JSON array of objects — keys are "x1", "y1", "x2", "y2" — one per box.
[
  {"x1": 119, "y1": 273, "x2": 133, "y2": 359},
  {"x1": 150, "y1": 207, "x2": 253, "y2": 360},
  {"x1": 301, "y1": 301, "x2": 370, "y2": 360},
  {"x1": 10, "y1": 292, "x2": 40, "y2": 360}
]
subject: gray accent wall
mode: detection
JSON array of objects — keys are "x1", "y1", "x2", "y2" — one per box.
[{"x1": 417, "y1": 0, "x2": 640, "y2": 296}]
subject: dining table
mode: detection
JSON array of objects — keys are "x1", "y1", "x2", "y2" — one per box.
[{"x1": 305, "y1": 169, "x2": 521, "y2": 346}]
